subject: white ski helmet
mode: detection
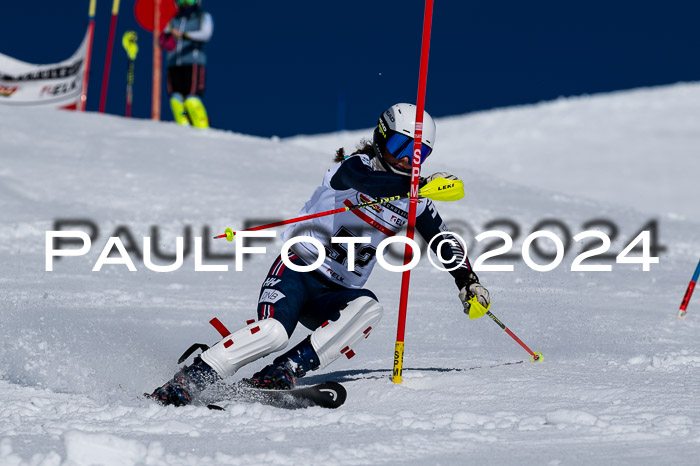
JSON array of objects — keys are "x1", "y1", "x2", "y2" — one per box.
[{"x1": 372, "y1": 103, "x2": 436, "y2": 175}]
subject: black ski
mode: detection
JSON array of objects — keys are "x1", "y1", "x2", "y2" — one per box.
[{"x1": 207, "y1": 381, "x2": 347, "y2": 410}]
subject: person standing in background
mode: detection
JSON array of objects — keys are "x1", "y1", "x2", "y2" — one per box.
[{"x1": 159, "y1": 0, "x2": 213, "y2": 128}]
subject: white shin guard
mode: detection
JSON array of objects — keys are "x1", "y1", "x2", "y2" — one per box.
[
  {"x1": 201, "y1": 319, "x2": 288, "y2": 377},
  {"x1": 310, "y1": 296, "x2": 383, "y2": 368}
]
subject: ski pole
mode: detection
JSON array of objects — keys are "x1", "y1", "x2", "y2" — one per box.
[
  {"x1": 468, "y1": 297, "x2": 543, "y2": 362},
  {"x1": 122, "y1": 31, "x2": 139, "y2": 118},
  {"x1": 677, "y1": 258, "x2": 700, "y2": 320},
  {"x1": 213, "y1": 176, "x2": 464, "y2": 241}
]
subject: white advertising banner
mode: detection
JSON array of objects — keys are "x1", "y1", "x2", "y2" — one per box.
[{"x1": 0, "y1": 30, "x2": 88, "y2": 109}]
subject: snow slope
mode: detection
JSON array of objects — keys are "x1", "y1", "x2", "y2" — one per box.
[
  {"x1": 289, "y1": 83, "x2": 700, "y2": 220},
  {"x1": 1, "y1": 83, "x2": 700, "y2": 465}
]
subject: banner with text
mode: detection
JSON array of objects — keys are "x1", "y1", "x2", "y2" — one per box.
[{"x1": 0, "y1": 30, "x2": 88, "y2": 109}]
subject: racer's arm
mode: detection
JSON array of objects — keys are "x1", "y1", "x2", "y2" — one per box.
[
  {"x1": 416, "y1": 201, "x2": 490, "y2": 315},
  {"x1": 330, "y1": 155, "x2": 411, "y2": 198},
  {"x1": 416, "y1": 201, "x2": 476, "y2": 290}
]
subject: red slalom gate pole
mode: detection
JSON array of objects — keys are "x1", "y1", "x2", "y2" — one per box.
[
  {"x1": 80, "y1": 0, "x2": 98, "y2": 111},
  {"x1": 677, "y1": 258, "x2": 700, "y2": 320},
  {"x1": 99, "y1": 0, "x2": 121, "y2": 113},
  {"x1": 392, "y1": 0, "x2": 434, "y2": 384}
]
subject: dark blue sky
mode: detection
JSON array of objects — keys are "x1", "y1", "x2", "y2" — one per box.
[{"x1": 2, "y1": 1, "x2": 699, "y2": 137}]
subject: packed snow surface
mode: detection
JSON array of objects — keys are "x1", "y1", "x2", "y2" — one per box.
[{"x1": 1, "y1": 83, "x2": 699, "y2": 465}]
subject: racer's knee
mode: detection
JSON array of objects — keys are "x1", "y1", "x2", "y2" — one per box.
[
  {"x1": 310, "y1": 296, "x2": 383, "y2": 368},
  {"x1": 201, "y1": 319, "x2": 288, "y2": 377}
]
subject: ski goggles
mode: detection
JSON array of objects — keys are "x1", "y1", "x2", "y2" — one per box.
[{"x1": 385, "y1": 131, "x2": 432, "y2": 164}]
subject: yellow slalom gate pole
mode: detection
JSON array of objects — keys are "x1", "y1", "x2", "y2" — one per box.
[{"x1": 122, "y1": 31, "x2": 138, "y2": 117}]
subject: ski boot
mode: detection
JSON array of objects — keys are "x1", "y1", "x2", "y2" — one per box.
[
  {"x1": 169, "y1": 93, "x2": 191, "y2": 126},
  {"x1": 148, "y1": 356, "x2": 220, "y2": 406},
  {"x1": 184, "y1": 95, "x2": 209, "y2": 129},
  {"x1": 250, "y1": 336, "x2": 320, "y2": 390}
]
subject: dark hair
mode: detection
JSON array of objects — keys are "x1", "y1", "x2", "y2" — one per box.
[{"x1": 333, "y1": 139, "x2": 374, "y2": 163}]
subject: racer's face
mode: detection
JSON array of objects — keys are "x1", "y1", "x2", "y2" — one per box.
[{"x1": 382, "y1": 149, "x2": 412, "y2": 174}]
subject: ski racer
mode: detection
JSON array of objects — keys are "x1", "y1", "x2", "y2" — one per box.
[
  {"x1": 148, "y1": 103, "x2": 492, "y2": 406},
  {"x1": 159, "y1": 0, "x2": 213, "y2": 128}
]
